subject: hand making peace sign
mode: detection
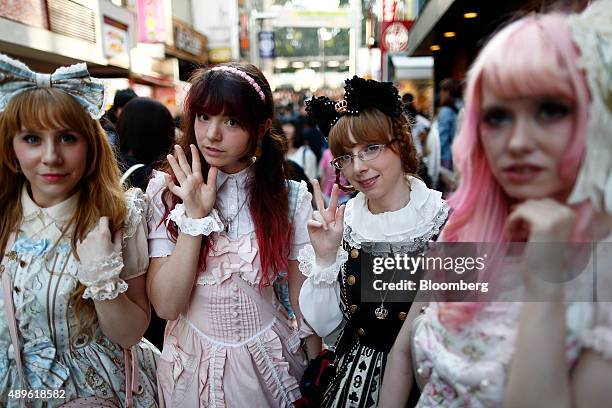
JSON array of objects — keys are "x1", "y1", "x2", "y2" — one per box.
[{"x1": 307, "y1": 180, "x2": 346, "y2": 265}]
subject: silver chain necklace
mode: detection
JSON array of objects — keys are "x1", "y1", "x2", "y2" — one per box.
[
  {"x1": 215, "y1": 197, "x2": 248, "y2": 234},
  {"x1": 374, "y1": 265, "x2": 399, "y2": 319}
]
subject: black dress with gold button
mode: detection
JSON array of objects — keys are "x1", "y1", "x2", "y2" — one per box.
[{"x1": 320, "y1": 241, "x2": 423, "y2": 408}]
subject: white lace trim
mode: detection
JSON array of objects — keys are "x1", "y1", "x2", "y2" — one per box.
[
  {"x1": 210, "y1": 345, "x2": 219, "y2": 408},
  {"x1": 344, "y1": 201, "x2": 450, "y2": 255},
  {"x1": 78, "y1": 251, "x2": 124, "y2": 286},
  {"x1": 297, "y1": 244, "x2": 348, "y2": 285},
  {"x1": 168, "y1": 204, "x2": 224, "y2": 236},
  {"x1": 254, "y1": 337, "x2": 292, "y2": 407},
  {"x1": 82, "y1": 278, "x2": 128, "y2": 301},
  {"x1": 195, "y1": 271, "x2": 259, "y2": 286},
  {"x1": 295, "y1": 180, "x2": 310, "y2": 210},
  {"x1": 343, "y1": 177, "x2": 449, "y2": 252},
  {"x1": 79, "y1": 251, "x2": 128, "y2": 301},
  {"x1": 182, "y1": 315, "x2": 276, "y2": 347},
  {"x1": 123, "y1": 189, "x2": 148, "y2": 240},
  {"x1": 0, "y1": 53, "x2": 31, "y2": 72},
  {"x1": 53, "y1": 62, "x2": 88, "y2": 76},
  {"x1": 581, "y1": 326, "x2": 612, "y2": 360}
]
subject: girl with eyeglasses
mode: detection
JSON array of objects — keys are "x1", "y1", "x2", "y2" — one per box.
[{"x1": 298, "y1": 77, "x2": 449, "y2": 407}]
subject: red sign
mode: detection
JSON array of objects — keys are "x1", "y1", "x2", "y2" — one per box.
[{"x1": 380, "y1": 20, "x2": 413, "y2": 53}]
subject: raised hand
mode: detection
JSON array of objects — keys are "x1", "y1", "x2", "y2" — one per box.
[
  {"x1": 307, "y1": 180, "x2": 346, "y2": 265},
  {"x1": 76, "y1": 217, "x2": 125, "y2": 294},
  {"x1": 77, "y1": 217, "x2": 122, "y2": 262},
  {"x1": 166, "y1": 144, "x2": 218, "y2": 219}
]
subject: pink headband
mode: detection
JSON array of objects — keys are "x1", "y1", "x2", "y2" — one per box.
[{"x1": 211, "y1": 66, "x2": 266, "y2": 102}]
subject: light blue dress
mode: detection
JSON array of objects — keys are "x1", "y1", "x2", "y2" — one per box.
[{"x1": 0, "y1": 188, "x2": 159, "y2": 407}]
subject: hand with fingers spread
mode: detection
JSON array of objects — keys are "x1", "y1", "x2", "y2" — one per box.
[
  {"x1": 308, "y1": 180, "x2": 346, "y2": 266},
  {"x1": 77, "y1": 217, "x2": 128, "y2": 301},
  {"x1": 166, "y1": 144, "x2": 218, "y2": 219}
]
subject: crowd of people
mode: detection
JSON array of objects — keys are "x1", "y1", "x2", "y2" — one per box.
[{"x1": 0, "y1": 1, "x2": 611, "y2": 407}]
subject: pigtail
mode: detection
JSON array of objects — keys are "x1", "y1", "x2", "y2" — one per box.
[{"x1": 249, "y1": 128, "x2": 290, "y2": 288}]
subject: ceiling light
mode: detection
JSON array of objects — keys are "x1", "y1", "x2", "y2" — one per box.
[
  {"x1": 463, "y1": 12, "x2": 478, "y2": 19},
  {"x1": 443, "y1": 31, "x2": 456, "y2": 38},
  {"x1": 430, "y1": 45, "x2": 441, "y2": 51}
]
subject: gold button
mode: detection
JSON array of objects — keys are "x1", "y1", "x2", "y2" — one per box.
[
  {"x1": 357, "y1": 328, "x2": 366, "y2": 337},
  {"x1": 350, "y1": 248, "x2": 359, "y2": 258},
  {"x1": 349, "y1": 304, "x2": 358, "y2": 314},
  {"x1": 398, "y1": 312, "x2": 407, "y2": 320},
  {"x1": 7, "y1": 252, "x2": 17, "y2": 261},
  {"x1": 347, "y1": 275, "x2": 356, "y2": 285},
  {"x1": 0, "y1": 265, "x2": 4, "y2": 274}
]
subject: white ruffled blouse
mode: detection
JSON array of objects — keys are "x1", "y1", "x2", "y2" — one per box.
[
  {"x1": 298, "y1": 177, "x2": 449, "y2": 337},
  {"x1": 147, "y1": 167, "x2": 312, "y2": 260}
]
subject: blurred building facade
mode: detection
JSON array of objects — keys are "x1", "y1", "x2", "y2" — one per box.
[{"x1": 0, "y1": 0, "x2": 209, "y2": 114}]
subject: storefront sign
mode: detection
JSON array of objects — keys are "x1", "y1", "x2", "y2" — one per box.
[
  {"x1": 175, "y1": 25, "x2": 202, "y2": 56},
  {"x1": 102, "y1": 16, "x2": 129, "y2": 60},
  {"x1": 258, "y1": 31, "x2": 275, "y2": 59},
  {"x1": 137, "y1": 0, "x2": 166, "y2": 43},
  {"x1": 381, "y1": 20, "x2": 412, "y2": 53}
]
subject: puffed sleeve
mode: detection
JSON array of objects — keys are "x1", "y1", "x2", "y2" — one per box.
[
  {"x1": 146, "y1": 170, "x2": 176, "y2": 258},
  {"x1": 120, "y1": 188, "x2": 149, "y2": 280},
  {"x1": 298, "y1": 244, "x2": 348, "y2": 337},
  {"x1": 290, "y1": 180, "x2": 313, "y2": 260}
]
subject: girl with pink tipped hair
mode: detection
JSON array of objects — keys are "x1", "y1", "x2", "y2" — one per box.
[{"x1": 379, "y1": 2, "x2": 612, "y2": 407}]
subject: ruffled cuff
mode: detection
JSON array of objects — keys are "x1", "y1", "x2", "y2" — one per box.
[
  {"x1": 79, "y1": 252, "x2": 123, "y2": 286},
  {"x1": 79, "y1": 252, "x2": 128, "y2": 301},
  {"x1": 297, "y1": 244, "x2": 348, "y2": 285},
  {"x1": 168, "y1": 203, "x2": 224, "y2": 236},
  {"x1": 582, "y1": 326, "x2": 612, "y2": 360},
  {"x1": 83, "y1": 278, "x2": 128, "y2": 301}
]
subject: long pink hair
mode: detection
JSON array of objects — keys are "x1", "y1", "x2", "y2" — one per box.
[{"x1": 437, "y1": 14, "x2": 592, "y2": 328}]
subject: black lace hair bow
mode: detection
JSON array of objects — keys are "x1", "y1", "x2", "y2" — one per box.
[{"x1": 305, "y1": 75, "x2": 404, "y2": 138}]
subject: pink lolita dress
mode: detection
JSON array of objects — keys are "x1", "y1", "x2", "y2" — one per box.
[
  {"x1": 411, "y1": 234, "x2": 612, "y2": 407},
  {"x1": 146, "y1": 168, "x2": 312, "y2": 407}
]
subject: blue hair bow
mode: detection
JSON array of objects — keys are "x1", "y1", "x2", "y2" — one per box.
[{"x1": 0, "y1": 53, "x2": 106, "y2": 119}]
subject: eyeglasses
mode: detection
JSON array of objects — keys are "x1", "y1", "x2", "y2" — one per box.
[{"x1": 330, "y1": 144, "x2": 388, "y2": 170}]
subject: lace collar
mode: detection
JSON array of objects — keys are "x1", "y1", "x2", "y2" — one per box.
[
  {"x1": 21, "y1": 187, "x2": 79, "y2": 229},
  {"x1": 343, "y1": 177, "x2": 449, "y2": 253}
]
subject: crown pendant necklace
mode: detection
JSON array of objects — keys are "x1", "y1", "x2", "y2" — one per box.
[{"x1": 374, "y1": 265, "x2": 399, "y2": 319}]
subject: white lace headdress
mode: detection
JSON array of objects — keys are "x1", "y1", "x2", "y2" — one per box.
[{"x1": 566, "y1": 0, "x2": 612, "y2": 213}]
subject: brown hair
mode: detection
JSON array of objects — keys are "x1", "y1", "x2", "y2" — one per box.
[
  {"x1": 328, "y1": 107, "x2": 419, "y2": 191},
  {"x1": 0, "y1": 87, "x2": 127, "y2": 338}
]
